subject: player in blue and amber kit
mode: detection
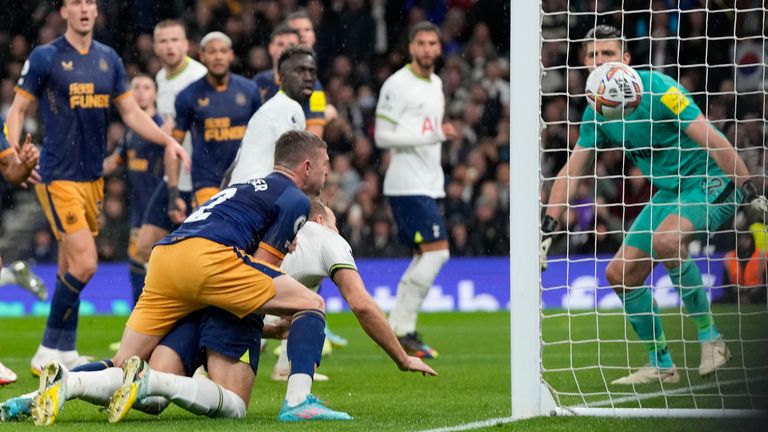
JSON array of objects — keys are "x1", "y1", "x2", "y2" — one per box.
[
  {"x1": 5, "y1": 0, "x2": 188, "y2": 374},
  {"x1": 103, "y1": 75, "x2": 166, "y2": 304},
  {"x1": 166, "y1": 32, "x2": 261, "y2": 223}
]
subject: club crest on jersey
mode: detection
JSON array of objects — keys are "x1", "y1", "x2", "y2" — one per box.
[
  {"x1": 65, "y1": 212, "x2": 77, "y2": 225},
  {"x1": 99, "y1": 58, "x2": 109, "y2": 72},
  {"x1": 61, "y1": 61, "x2": 74, "y2": 71},
  {"x1": 235, "y1": 92, "x2": 247, "y2": 106},
  {"x1": 197, "y1": 97, "x2": 210, "y2": 107}
]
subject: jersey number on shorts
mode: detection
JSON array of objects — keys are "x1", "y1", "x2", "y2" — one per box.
[{"x1": 186, "y1": 188, "x2": 237, "y2": 222}]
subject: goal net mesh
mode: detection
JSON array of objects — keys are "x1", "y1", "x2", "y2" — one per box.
[{"x1": 539, "y1": 0, "x2": 768, "y2": 412}]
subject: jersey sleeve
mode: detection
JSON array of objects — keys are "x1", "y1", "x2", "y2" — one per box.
[
  {"x1": 259, "y1": 189, "x2": 310, "y2": 259},
  {"x1": 305, "y1": 80, "x2": 326, "y2": 126},
  {"x1": 652, "y1": 73, "x2": 702, "y2": 129},
  {"x1": 16, "y1": 46, "x2": 54, "y2": 100},
  {"x1": 375, "y1": 78, "x2": 404, "y2": 125},
  {"x1": 0, "y1": 115, "x2": 15, "y2": 159},
  {"x1": 321, "y1": 231, "x2": 357, "y2": 278},
  {"x1": 173, "y1": 89, "x2": 194, "y2": 140},
  {"x1": 576, "y1": 108, "x2": 609, "y2": 149},
  {"x1": 110, "y1": 50, "x2": 131, "y2": 101}
]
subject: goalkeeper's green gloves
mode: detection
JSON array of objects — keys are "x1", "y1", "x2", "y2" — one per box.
[
  {"x1": 540, "y1": 215, "x2": 557, "y2": 272},
  {"x1": 742, "y1": 180, "x2": 768, "y2": 213}
]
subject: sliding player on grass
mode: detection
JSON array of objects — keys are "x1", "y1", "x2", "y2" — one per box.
[{"x1": 539, "y1": 25, "x2": 768, "y2": 384}]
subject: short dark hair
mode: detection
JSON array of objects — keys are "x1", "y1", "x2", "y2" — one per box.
[
  {"x1": 277, "y1": 45, "x2": 316, "y2": 72},
  {"x1": 583, "y1": 24, "x2": 623, "y2": 49},
  {"x1": 285, "y1": 10, "x2": 311, "y2": 23},
  {"x1": 274, "y1": 130, "x2": 327, "y2": 169},
  {"x1": 131, "y1": 73, "x2": 157, "y2": 89},
  {"x1": 408, "y1": 21, "x2": 441, "y2": 42},
  {"x1": 271, "y1": 23, "x2": 300, "y2": 42},
  {"x1": 154, "y1": 19, "x2": 187, "y2": 38}
]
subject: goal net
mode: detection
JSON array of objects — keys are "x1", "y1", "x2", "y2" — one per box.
[{"x1": 512, "y1": 0, "x2": 768, "y2": 418}]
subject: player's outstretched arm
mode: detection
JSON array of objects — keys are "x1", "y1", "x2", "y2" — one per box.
[
  {"x1": 540, "y1": 144, "x2": 594, "y2": 271},
  {"x1": 5, "y1": 94, "x2": 33, "y2": 148},
  {"x1": 0, "y1": 133, "x2": 39, "y2": 185},
  {"x1": 684, "y1": 114, "x2": 767, "y2": 212},
  {"x1": 115, "y1": 96, "x2": 190, "y2": 169},
  {"x1": 333, "y1": 268, "x2": 437, "y2": 376}
]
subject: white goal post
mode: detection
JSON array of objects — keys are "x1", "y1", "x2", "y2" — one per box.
[{"x1": 510, "y1": 1, "x2": 768, "y2": 420}]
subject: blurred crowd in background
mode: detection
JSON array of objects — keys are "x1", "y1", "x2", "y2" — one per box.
[
  {"x1": 0, "y1": 0, "x2": 510, "y2": 261},
  {"x1": 541, "y1": 0, "x2": 767, "y2": 261}
]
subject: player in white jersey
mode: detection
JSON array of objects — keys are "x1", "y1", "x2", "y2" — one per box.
[
  {"x1": 273, "y1": 201, "x2": 437, "y2": 381},
  {"x1": 227, "y1": 46, "x2": 312, "y2": 185},
  {"x1": 374, "y1": 22, "x2": 458, "y2": 359},
  {"x1": 129, "y1": 20, "x2": 207, "y2": 303}
]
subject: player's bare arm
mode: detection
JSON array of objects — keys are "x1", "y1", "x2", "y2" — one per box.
[{"x1": 333, "y1": 268, "x2": 437, "y2": 376}]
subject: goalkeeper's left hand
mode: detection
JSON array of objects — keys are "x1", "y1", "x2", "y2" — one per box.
[
  {"x1": 741, "y1": 180, "x2": 768, "y2": 213},
  {"x1": 540, "y1": 215, "x2": 558, "y2": 272}
]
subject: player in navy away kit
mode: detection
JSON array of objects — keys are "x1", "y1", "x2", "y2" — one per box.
[
  {"x1": 103, "y1": 75, "x2": 166, "y2": 304},
  {"x1": 5, "y1": 0, "x2": 188, "y2": 373},
  {"x1": 166, "y1": 31, "x2": 261, "y2": 223},
  {"x1": 253, "y1": 24, "x2": 326, "y2": 135}
]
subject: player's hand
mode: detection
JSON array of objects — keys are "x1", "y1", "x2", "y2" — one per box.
[
  {"x1": 441, "y1": 122, "x2": 459, "y2": 140},
  {"x1": 18, "y1": 133, "x2": 39, "y2": 170},
  {"x1": 263, "y1": 318, "x2": 291, "y2": 339},
  {"x1": 167, "y1": 186, "x2": 187, "y2": 224},
  {"x1": 399, "y1": 355, "x2": 438, "y2": 376},
  {"x1": 742, "y1": 180, "x2": 768, "y2": 213},
  {"x1": 540, "y1": 215, "x2": 558, "y2": 272},
  {"x1": 165, "y1": 139, "x2": 191, "y2": 173}
]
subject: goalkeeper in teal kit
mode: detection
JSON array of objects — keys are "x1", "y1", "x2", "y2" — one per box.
[{"x1": 540, "y1": 25, "x2": 768, "y2": 384}]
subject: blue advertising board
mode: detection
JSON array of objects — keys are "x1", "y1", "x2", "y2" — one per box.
[{"x1": 0, "y1": 255, "x2": 724, "y2": 317}]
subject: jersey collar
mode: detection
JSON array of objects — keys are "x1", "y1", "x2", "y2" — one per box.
[
  {"x1": 166, "y1": 57, "x2": 191, "y2": 81},
  {"x1": 406, "y1": 63, "x2": 432, "y2": 82}
]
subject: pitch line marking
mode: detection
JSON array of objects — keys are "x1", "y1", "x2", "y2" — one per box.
[{"x1": 419, "y1": 376, "x2": 767, "y2": 431}]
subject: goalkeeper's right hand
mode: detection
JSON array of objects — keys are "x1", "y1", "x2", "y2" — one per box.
[
  {"x1": 540, "y1": 215, "x2": 558, "y2": 272},
  {"x1": 742, "y1": 180, "x2": 768, "y2": 213}
]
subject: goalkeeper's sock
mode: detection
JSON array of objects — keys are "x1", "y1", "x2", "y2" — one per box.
[
  {"x1": 620, "y1": 287, "x2": 673, "y2": 368},
  {"x1": 128, "y1": 259, "x2": 146, "y2": 305},
  {"x1": 668, "y1": 258, "x2": 720, "y2": 342}
]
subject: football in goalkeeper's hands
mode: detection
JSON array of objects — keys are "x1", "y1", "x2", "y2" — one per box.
[{"x1": 585, "y1": 62, "x2": 643, "y2": 120}]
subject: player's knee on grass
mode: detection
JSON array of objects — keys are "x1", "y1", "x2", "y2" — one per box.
[{"x1": 205, "y1": 350, "x2": 255, "y2": 407}]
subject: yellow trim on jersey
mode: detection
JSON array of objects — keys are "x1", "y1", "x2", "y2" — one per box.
[
  {"x1": 113, "y1": 90, "x2": 133, "y2": 103},
  {"x1": 306, "y1": 118, "x2": 327, "y2": 127},
  {"x1": 406, "y1": 64, "x2": 431, "y2": 82},
  {"x1": 166, "y1": 57, "x2": 191, "y2": 81},
  {"x1": 259, "y1": 243, "x2": 285, "y2": 260},
  {"x1": 14, "y1": 87, "x2": 36, "y2": 101},
  {"x1": 376, "y1": 113, "x2": 398, "y2": 125},
  {"x1": 0, "y1": 147, "x2": 16, "y2": 159}
]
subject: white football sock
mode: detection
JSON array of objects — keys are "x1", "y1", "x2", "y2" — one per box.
[
  {"x1": 134, "y1": 396, "x2": 170, "y2": 415},
  {"x1": 285, "y1": 373, "x2": 312, "y2": 406},
  {"x1": 148, "y1": 371, "x2": 246, "y2": 418},
  {"x1": 389, "y1": 250, "x2": 449, "y2": 335},
  {"x1": 67, "y1": 368, "x2": 123, "y2": 405},
  {"x1": 275, "y1": 339, "x2": 289, "y2": 372},
  {"x1": 0, "y1": 267, "x2": 16, "y2": 286}
]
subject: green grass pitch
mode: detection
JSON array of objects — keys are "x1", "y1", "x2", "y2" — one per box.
[{"x1": 1, "y1": 310, "x2": 765, "y2": 431}]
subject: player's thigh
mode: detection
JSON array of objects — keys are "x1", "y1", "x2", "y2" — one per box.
[
  {"x1": 624, "y1": 190, "x2": 677, "y2": 256},
  {"x1": 60, "y1": 227, "x2": 98, "y2": 276},
  {"x1": 199, "y1": 308, "x2": 262, "y2": 404},
  {"x1": 388, "y1": 195, "x2": 448, "y2": 249},
  {"x1": 261, "y1": 274, "x2": 325, "y2": 317},
  {"x1": 113, "y1": 327, "x2": 164, "y2": 366},
  {"x1": 153, "y1": 311, "x2": 206, "y2": 376},
  {"x1": 677, "y1": 177, "x2": 741, "y2": 237},
  {"x1": 652, "y1": 214, "x2": 697, "y2": 260},
  {"x1": 135, "y1": 224, "x2": 169, "y2": 263},
  {"x1": 606, "y1": 244, "x2": 653, "y2": 289}
]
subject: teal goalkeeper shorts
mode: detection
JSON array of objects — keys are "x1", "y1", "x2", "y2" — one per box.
[{"x1": 624, "y1": 176, "x2": 742, "y2": 256}]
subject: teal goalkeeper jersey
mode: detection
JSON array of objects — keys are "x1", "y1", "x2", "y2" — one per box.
[{"x1": 576, "y1": 70, "x2": 724, "y2": 191}]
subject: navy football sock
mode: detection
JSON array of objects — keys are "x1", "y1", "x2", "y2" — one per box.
[
  {"x1": 42, "y1": 273, "x2": 85, "y2": 351},
  {"x1": 70, "y1": 358, "x2": 114, "y2": 372},
  {"x1": 128, "y1": 259, "x2": 146, "y2": 305},
  {"x1": 287, "y1": 309, "x2": 326, "y2": 377}
]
